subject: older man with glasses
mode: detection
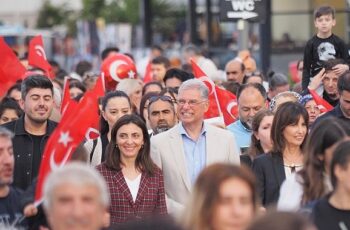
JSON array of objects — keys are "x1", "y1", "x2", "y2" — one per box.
[{"x1": 151, "y1": 79, "x2": 240, "y2": 215}]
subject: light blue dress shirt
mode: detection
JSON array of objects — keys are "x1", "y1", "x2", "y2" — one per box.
[
  {"x1": 227, "y1": 119, "x2": 252, "y2": 152},
  {"x1": 179, "y1": 122, "x2": 207, "y2": 184}
]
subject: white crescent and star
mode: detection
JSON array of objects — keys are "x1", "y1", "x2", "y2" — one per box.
[
  {"x1": 199, "y1": 76, "x2": 215, "y2": 95},
  {"x1": 58, "y1": 131, "x2": 73, "y2": 147},
  {"x1": 226, "y1": 100, "x2": 238, "y2": 119},
  {"x1": 108, "y1": 60, "x2": 128, "y2": 82},
  {"x1": 34, "y1": 45, "x2": 47, "y2": 60}
]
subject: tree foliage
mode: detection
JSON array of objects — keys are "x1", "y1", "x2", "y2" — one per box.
[{"x1": 37, "y1": 0, "x2": 69, "y2": 28}]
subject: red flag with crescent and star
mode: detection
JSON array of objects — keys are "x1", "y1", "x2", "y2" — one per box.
[
  {"x1": 34, "y1": 81, "x2": 102, "y2": 203},
  {"x1": 28, "y1": 35, "x2": 52, "y2": 78},
  {"x1": 190, "y1": 59, "x2": 238, "y2": 126}
]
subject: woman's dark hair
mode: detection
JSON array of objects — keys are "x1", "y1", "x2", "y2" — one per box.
[
  {"x1": 6, "y1": 83, "x2": 22, "y2": 97},
  {"x1": 163, "y1": 68, "x2": 193, "y2": 85},
  {"x1": 330, "y1": 140, "x2": 350, "y2": 189},
  {"x1": 271, "y1": 102, "x2": 309, "y2": 154},
  {"x1": 0, "y1": 97, "x2": 23, "y2": 118},
  {"x1": 105, "y1": 114, "x2": 156, "y2": 175},
  {"x1": 100, "y1": 91, "x2": 131, "y2": 135},
  {"x1": 159, "y1": 87, "x2": 178, "y2": 102},
  {"x1": 139, "y1": 92, "x2": 159, "y2": 123},
  {"x1": 142, "y1": 81, "x2": 163, "y2": 96},
  {"x1": 69, "y1": 80, "x2": 86, "y2": 93},
  {"x1": 248, "y1": 109, "x2": 274, "y2": 159},
  {"x1": 299, "y1": 117, "x2": 350, "y2": 204}
]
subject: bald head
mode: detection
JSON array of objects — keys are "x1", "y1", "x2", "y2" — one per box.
[{"x1": 225, "y1": 59, "x2": 245, "y2": 83}]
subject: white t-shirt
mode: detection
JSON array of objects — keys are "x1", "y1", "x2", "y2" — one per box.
[{"x1": 125, "y1": 174, "x2": 142, "y2": 202}]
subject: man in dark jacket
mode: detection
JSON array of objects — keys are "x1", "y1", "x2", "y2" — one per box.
[{"x1": 2, "y1": 75, "x2": 57, "y2": 190}]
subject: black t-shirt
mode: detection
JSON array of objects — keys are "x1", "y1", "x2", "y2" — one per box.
[
  {"x1": 302, "y1": 34, "x2": 349, "y2": 90},
  {"x1": 0, "y1": 186, "x2": 27, "y2": 228},
  {"x1": 312, "y1": 196, "x2": 350, "y2": 230},
  {"x1": 30, "y1": 134, "x2": 44, "y2": 179}
]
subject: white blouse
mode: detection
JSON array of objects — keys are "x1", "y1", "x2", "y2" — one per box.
[{"x1": 124, "y1": 174, "x2": 142, "y2": 202}]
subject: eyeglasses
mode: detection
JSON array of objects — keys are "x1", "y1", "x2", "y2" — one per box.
[
  {"x1": 177, "y1": 99, "x2": 207, "y2": 107},
  {"x1": 148, "y1": 95, "x2": 175, "y2": 107}
]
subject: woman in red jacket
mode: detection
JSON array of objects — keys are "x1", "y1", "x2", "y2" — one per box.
[{"x1": 96, "y1": 114, "x2": 167, "y2": 224}]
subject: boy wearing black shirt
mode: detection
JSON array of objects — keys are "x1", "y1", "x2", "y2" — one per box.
[{"x1": 302, "y1": 5, "x2": 349, "y2": 91}]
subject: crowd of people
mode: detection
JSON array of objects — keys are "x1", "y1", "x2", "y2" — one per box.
[{"x1": 0, "y1": 4, "x2": 350, "y2": 230}]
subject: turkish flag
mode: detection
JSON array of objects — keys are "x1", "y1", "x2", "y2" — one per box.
[
  {"x1": 60, "y1": 77, "x2": 71, "y2": 115},
  {"x1": 191, "y1": 59, "x2": 221, "y2": 118},
  {"x1": 0, "y1": 37, "x2": 26, "y2": 97},
  {"x1": 143, "y1": 62, "x2": 153, "y2": 83},
  {"x1": 309, "y1": 89, "x2": 333, "y2": 113},
  {"x1": 28, "y1": 35, "x2": 52, "y2": 78},
  {"x1": 216, "y1": 87, "x2": 238, "y2": 125},
  {"x1": 191, "y1": 59, "x2": 238, "y2": 126},
  {"x1": 85, "y1": 74, "x2": 105, "y2": 140},
  {"x1": 35, "y1": 86, "x2": 101, "y2": 202}
]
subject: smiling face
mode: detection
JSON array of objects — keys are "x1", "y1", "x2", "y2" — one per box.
[
  {"x1": 116, "y1": 123, "x2": 144, "y2": 162},
  {"x1": 282, "y1": 116, "x2": 307, "y2": 148},
  {"x1": 211, "y1": 177, "x2": 255, "y2": 230},
  {"x1": 21, "y1": 88, "x2": 53, "y2": 124},
  {"x1": 177, "y1": 88, "x2": 209, "y2": 127}
]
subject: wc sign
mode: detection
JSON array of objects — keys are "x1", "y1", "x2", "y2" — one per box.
[{"x1": 220, "y1": 0, "x2": 266, "y2": 22}]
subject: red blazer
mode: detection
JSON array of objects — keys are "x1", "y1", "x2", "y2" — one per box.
[{"x1": 96, "y1": 163, "x2": 167, "y2": 224}]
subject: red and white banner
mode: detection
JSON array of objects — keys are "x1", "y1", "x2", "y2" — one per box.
[
  {"x1": 28, "y1": 35, "x2": 52, "y2": 78},
  {"x1": 191, "y1": 59, "x2": 238, "y2": 126},
  {"x1": 0, "y1": 37, "x2": 26, "y2": 97}
]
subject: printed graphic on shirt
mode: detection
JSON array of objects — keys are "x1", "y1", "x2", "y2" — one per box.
[
  {"x1": 0, "y1": 213, "x2": 23, "y2": 227},
  {"x1": 317, "y1": 42, "x2": 336, "y2": 61}
]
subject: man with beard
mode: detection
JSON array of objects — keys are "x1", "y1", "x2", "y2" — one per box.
[
  {"x1": 2, "y1": 75, "x2": 57, "y2": 190},
  {"x1": 148, "y1": 95, "x2": 177, "y2": 136},
  {"x1": 0, "y1": 127, "x2": 26, "y2": 228},
  {"x1": 227, "y1": 83, "x2": 267, "y2": 153}
]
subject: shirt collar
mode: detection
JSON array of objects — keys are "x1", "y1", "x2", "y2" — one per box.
[
  {"x1": 238, "y1": 119, "x2": 251, "y2": 132},
  {"x1": 179, "y1": 122, "x2": 207, "y2": 138}
]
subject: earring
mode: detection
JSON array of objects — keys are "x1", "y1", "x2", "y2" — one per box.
[
  {"x1": 115, "y1": 144, "x2": 119, "y2": 148},
  {"x1": 141, "y1": 144, "x2": 144, "y2": 149}
]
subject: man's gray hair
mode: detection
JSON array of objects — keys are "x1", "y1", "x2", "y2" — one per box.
[
  {"x1": 43, "y1": 162, "x2": 110, "y2": 210},
  {"x1": 178, "y1": 79, "x2": 209, "y2": 99},
  {"x1": 0, "y1": 127, "x2": 14, "y2": 139}
]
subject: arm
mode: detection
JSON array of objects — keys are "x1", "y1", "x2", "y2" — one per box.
[{"x1": 308, "y1": 68, "x2": 325, "y2": 91}]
